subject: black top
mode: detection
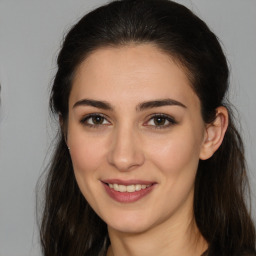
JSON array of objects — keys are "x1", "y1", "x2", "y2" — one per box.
[{"x1": 201, "y1": 250, "x2": 256, "y2": 256}]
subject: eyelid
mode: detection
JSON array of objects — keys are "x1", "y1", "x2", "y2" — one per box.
[
  {"x1": 144, "y1": 113, "x2": 177, "y2": 129},
  {"x1": 80, "y1": 113, "x2": 111, "y2": 127},
  {"x1": 80, "y1": 112, "x2": 177, "y2": 129}
]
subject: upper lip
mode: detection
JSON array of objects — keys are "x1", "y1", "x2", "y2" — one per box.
[{"x1": 101, "y1": 179, "x2": 156, "y2": 186}]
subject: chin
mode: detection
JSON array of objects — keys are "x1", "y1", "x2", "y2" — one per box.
[
  {"x1": 109, "y1": 222, "x2": 151, "y2": 234},
  {"x1": 105, "y1": 212, "x2": 156, "y2": 234}
]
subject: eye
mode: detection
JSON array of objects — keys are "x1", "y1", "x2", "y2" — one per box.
[
  {"x1": 145, "y1": 114, "x2": 177, "y2": 129},
  {"x1": 80, "y1": 114, "x2": 111, "y2": 127}
]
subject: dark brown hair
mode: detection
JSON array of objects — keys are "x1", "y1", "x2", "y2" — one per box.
[{"x1": 39, "y1": 0, "x2": 256, "y2": 255}]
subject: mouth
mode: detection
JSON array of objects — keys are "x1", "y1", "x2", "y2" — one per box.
[
  {"x1": 101, "y1": 179, "x2": 156, "y2": 203},
  {"x1": 107, "y1": 183, "x2": 151, "y2": 192}
]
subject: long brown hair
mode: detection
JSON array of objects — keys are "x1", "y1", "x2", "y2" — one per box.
[{"x1": 39, "y1": 1, "x2": 256, "y2": 255}]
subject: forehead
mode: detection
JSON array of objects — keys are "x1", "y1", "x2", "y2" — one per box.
[{"x1": 70, "y1": 44, "x2": 200, "y2": 109}]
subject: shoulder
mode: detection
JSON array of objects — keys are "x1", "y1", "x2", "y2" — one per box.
[
  {"x1": 202, "y1": 250, "x2": 256, "y2": 256},
  {"x1": 239, "y1": 252, "x2": 256, "y2": 256},
  {"x1": 235, "y1": 250, "x2": 256, "y2": 256}
]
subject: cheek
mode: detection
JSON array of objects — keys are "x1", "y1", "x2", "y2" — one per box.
[
  {"x1": 146, "y1": 129, "x2": 202, "y2": 178},
  {"x1": 145, "y1": 130, "x2": 202, "y2": 215},
  {"x1": 67, "y1": 129, "x2": 107, "y2": 204},
  {"x1": 68, "y1": 127, "x2": 106, "y2": 176}
]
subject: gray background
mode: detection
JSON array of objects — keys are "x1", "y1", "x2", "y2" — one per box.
[{"x1": 0, "y1": 0, "x2": 255, "y2": 255}]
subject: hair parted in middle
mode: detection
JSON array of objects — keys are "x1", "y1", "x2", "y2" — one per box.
[{"x1": 40, "y1": 1, "x2": 256, "y2": 256}]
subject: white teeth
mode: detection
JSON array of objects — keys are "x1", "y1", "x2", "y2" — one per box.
[
  {"x1": 119, "y1": 185, "x2": 126, "y2": 192},
  {"x1": 109, "y1": 183, "x2": 151, "y2": 192},
  {"x1": 127, "y1": 185, "x2": 135, "y2": 192},
  {"x1": 114, "y1": 184, "x2": 119, "y2": 191},
  {"x1": 135, "y1": 184, "x2": 141, "y2": 191}
]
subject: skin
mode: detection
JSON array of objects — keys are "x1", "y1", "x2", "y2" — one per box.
[{"x1": 66, "y1": 44, "x2": 228, "y2": 256}]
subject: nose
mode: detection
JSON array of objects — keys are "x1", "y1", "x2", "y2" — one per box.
[{"x1": 107, "y1": 124, "x2": 145, "y2": 171}]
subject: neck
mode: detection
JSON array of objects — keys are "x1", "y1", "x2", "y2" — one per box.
[{"x1": 107, "y1": 212, "x2": 207, "y2": 256}]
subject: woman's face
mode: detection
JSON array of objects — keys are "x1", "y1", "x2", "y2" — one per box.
[{"x1": 67, "y1": 44, "x2": 207, "y2": 234}]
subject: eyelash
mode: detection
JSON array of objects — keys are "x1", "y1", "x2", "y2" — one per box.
[
  {"x1": 80, "y1": 113, "x2": 177, "y2": 129},
  {"x1": 80, "y1": 113, "x2": 110, "y2": 128},
  {"x1": 145, "y1": 114, "x2": 177, "y2": 129}
]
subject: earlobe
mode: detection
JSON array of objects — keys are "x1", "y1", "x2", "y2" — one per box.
[{"x1": 199, "y1": 106, "x2": 229, "y2": 160}]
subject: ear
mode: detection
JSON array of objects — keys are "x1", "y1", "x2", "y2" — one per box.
[{"x1": 199, "y1": 106, "x2": 229, "y2": 160}]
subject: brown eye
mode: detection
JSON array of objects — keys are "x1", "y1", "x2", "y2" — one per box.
[
  {"x1": 153, "y1": 116, "x2": 167, "y2": 126},
  {"x1": 91, "y1": 115, "x2": 104, "y2": 125},
  {"x1": 81, "y1": 114, "x2": 111, "y2": 127},
  {"x1": 146, "y1": 114, "x2": 177, "y2": 129}
]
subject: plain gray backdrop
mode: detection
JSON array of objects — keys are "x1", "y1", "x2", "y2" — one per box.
[{"x1": 0, "y1": 1, "x2": 255, "y2": 255}]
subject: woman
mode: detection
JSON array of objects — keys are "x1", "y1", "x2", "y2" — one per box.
[{"x1": 39, "y1": 0, "x2": 256, "y2": 255}]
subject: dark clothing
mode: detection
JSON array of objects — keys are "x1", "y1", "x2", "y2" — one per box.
[{"x1": 201, "y1": 250, "x2": 256, "y2": 256}]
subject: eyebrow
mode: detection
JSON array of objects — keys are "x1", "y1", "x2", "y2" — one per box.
[
  {"x1": 137, "y1": 98, "x2": 187, "y2": 111},
  {"x1": 73, "y1": 98, "x2": 187, "y2": 111},
  {"x1": 73, "y1": 99, "x2": 113, "y2": 110}
]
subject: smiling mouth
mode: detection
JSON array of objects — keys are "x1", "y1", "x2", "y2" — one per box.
[
  {"x1": 102, "y1": 180, "x2": 156, "y2": 203},
  {"x1": 107, "y1": 183, "x2": 151, "y2": 192}
]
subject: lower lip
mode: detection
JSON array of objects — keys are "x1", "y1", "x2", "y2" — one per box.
[{"x1": 102, "y1": 183, "x2": 155, "y2": 203}]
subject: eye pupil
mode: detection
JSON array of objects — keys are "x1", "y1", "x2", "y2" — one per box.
[
  {"x1": 92, "y1": 116, "x2": 103, "y2": 124},
  {"x1": 154, "y1": 117, "x2": 165, "y2": 126}
]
